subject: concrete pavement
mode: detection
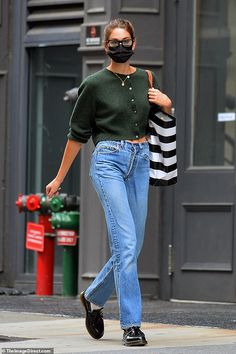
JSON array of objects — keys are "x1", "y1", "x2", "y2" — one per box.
[
  {"x1": 0, "y1": 311, "x2": 236, "y2": 354},
  {"x1": 1, "y1": 295, "x2": 236, "y2": 329}
]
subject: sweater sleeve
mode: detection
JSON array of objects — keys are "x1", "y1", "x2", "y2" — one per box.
[
  {"x1": 67, "y1": 79, "x2": 95, "y2": 144},
  {"x1": 151, "y1": 71, "x2": 160, "y2": 90}
]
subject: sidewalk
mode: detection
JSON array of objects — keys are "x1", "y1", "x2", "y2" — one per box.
[{"x1": 0, "y1": 294, "x2": 236, "y2": 353}]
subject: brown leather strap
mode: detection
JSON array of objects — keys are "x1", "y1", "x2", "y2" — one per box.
[{"x1": 146, "y1": 69, "x2": 153, "y2": 88}]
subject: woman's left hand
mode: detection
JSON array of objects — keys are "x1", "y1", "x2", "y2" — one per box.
[{"x1": 148, "y1": 88, "x2": 172, "y2": 114}]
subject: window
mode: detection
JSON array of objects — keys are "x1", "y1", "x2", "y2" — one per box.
[{"x1": 192, "y1": 0, "x2": 236, "y2": 166}]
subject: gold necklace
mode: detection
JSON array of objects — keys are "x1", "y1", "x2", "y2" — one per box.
[{"x1": 112, "y1": 72, "x2": 130, "y2": 86}]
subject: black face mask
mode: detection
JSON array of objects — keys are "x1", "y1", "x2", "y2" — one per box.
[{"x1": 107, "y1": 45, "x2": 134, "y2": 63}]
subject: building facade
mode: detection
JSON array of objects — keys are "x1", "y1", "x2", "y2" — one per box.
[{"x1": 0, "y1": 0, "x2": 236, "y2": 302}]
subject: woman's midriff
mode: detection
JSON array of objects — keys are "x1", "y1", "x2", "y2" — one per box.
[{"x1": 127, "y1": 136, "x2": 147, "y2": 144}]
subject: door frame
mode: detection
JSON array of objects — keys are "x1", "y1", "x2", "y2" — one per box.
[{"x1": 160, "y1": 0, "x2": 195, "y2": 300}]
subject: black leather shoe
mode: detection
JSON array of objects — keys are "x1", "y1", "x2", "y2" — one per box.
[
  {"x1": 79, "y1": 291, "x2": 104, "y2": 339},
  {"x1": 123, "y1": 326, "x2": 147, "y2": 346}
]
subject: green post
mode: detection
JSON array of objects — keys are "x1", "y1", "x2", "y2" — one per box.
[
  {"x1": 63, "y1": 244, "x2": 78, "y2": 296},
  {"x1": 50, "y1": 211, "x2": 80, "y2": 296}
]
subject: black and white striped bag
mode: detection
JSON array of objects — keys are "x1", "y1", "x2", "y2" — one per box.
[{"x1": 146, "y1": 70, "x2": 177, "y2": 186}]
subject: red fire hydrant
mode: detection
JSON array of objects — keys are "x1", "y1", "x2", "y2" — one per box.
[{"x1": 16, "y1": 193, "x2": 55, "y2": 296}]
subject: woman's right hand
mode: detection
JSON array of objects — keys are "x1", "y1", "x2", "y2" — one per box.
[{"x1": 46, "y1": 178, "x2": 61, "y2": 198}]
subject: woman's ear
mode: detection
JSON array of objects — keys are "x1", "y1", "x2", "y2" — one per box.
[
  {"x1": 104, "y1": 41, "x2": 109, "y2": 53},
  {"x1": 132, "y1": 39, "x2": 136, "y2": 51}
]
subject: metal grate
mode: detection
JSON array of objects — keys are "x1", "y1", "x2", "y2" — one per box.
[{"x1": 25, "y1": 0, "x2": 84, "y2": 46}]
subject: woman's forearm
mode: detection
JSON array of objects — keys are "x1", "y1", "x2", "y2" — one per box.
[
  {"x1": 46, "y1": 139, "x2": 82, "y2": 197},
  {"x1": 55, "y1": 139, "x2": 82, "y2": 184}
]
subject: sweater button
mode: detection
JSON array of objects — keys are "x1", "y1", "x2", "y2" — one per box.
[{"x1": 129, "y1": 87, "x2": 132, "y2": 91}]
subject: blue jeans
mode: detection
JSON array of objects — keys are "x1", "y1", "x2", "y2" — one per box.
[{"x1": 85, "y1": 140, "x2": 149, "y2": 329}]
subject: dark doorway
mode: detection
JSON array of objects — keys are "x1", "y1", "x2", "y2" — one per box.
[{"x1": 26, "y1": 45, "x2": 82, "y2": 274}]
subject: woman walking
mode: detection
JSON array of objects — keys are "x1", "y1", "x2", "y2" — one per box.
[{"x1": 46, "y1": 18, "x2": 172, "y2": 346}]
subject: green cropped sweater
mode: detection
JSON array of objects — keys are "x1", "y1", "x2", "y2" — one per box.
[{"x1": 67, "y1": 68, "x2": 158, "y2": 145}]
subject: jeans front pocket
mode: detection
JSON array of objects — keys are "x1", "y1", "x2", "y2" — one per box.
[{"x1": 96, "y1": 141, "x2": 120, "y2": 155}]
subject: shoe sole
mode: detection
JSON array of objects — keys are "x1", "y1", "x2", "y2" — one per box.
[
  {"x1": 79, "y1": 291, "x2": 104, "y2": 340},
  {"x1": 123, "y1": 339, "x2": 148, "y2": 346}
]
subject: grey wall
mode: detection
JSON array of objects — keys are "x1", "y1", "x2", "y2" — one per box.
[
  {"x1": 0, "y1": 0, "x2": 8, "y2": 278},
  {"x1": 2, "y1": 0, "x2": 29, "y2": 287},
  {"x1": 0, "y1": 0, "x2": 27, "y2": 286}
]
